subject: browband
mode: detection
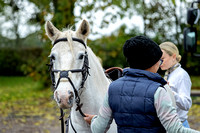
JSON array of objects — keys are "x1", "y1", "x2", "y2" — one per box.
[{"x1": 53, "y1": 37, "x2": 86, "y2": 48}]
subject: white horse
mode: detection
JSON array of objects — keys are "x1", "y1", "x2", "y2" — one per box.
[{"x1": 45, "y1": 19, "x2": 117, "y2": 133}]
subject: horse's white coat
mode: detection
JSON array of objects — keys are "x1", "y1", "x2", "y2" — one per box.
[{"x1": 45, "y1": 20, "x2": 117, "y2": 133}]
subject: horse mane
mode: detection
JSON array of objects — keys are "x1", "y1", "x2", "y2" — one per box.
[{"x1": 88, "y1": 47, "x2": 102, "y2": 67}]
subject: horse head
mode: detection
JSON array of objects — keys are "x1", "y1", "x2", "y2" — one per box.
[{"x1": 45, "y1": 20, "x2": 90, "y2": 109}]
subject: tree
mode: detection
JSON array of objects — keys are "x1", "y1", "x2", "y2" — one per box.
[
  {"x1": 28, "y1": 0, "x2": 76, "y2": 37},
  {"x1": 88, "y1": 25, "x2": 142, "y2": 68},
  {"x1": 75, "y1": 0, "x2": 189, "y2": 45},
  {"x1": 0, "y1": 0, "x2": 189, "y2": 46},
  {"x1": 0, "y1": 0, "x2": 23, "y2": 46},
  {"x1": 2, "y1": 0, "x2": 199, "y2": 86},
  {"x1": 0, "y1": 0, "x2": 40, "y2": 47}
]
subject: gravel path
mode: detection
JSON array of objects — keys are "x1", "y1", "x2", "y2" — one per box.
[{"x1": 0, "y1": 114, "x2": 61, "y2": 133}]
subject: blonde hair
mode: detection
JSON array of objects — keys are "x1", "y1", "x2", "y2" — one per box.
[{"x1": 159, "y1": 42, "x2": 181, "y2": 62}]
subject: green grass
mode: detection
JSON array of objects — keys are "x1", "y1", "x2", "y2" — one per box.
[
  {"x1": 0, "y1": 76, "x2": 58, "y2": 117},
  {"x1": 0, "y1": 76, "x2": 62, "y2": 132},
  {"x1": 191, "y1": 76, "x2": 200, "y2": 90},
  {"x1": 0, "y1": 76, "x2": 44, "y2": 102}
]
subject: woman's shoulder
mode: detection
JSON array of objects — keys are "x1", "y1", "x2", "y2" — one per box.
[
  {"x1": 173, "y1": 66, "x2": 189, "y2": 76},
  {"x1": 171, "y1": 66, "x2": 191, "y2": 83}
]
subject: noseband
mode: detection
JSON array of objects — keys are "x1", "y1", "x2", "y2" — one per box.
[{"x1": 47, "y1": 37, "x2": 90, "y2": 133}]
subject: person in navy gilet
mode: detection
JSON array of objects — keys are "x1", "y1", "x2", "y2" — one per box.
[
  {"x1": 108, "y1": 36, "x2": 166, "y2": 132},
  {"x1": 84, "y1": 36, "x2": 199, "y2": 133}
]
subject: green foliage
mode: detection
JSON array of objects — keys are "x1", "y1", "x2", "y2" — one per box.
[
  {"x1": 0, "y1": 48, "x2": 25, "y2": 76},
  {"x1": 76, "y1": 0, "x2": 188, "y2": 45},
  {"x1": 20, "y1": 42, "x2": 52, "y2": 86},
  {"x1": 29, "y1": 0, "x2": 76, "y2": 36},
  {"x1": 0, "y1": 0, "x2": 31, "y2": 45},
  {"x1": 0, "y1": 45, "x2": 51, "y2": 86},
  {"x1": 0, "y1": 47, "x2": 43, "y2": 76},
  {"x1": 185, "y1": 52, "x2": 200, "y2": 75},
  {"x1": 191, "y1": 76, "x2": 200, "y2": 89},
  {"x1": 51, "y1": 0, "x2": 76, "y2": 28},
  {"x1": 88, "y1": 25, "x2": 141, "y2": 69}
]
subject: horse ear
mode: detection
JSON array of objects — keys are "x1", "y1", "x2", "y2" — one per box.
[
  {"x1": 76, "y1": 19, "x2": 90, "y2": 41},
  {"x1": 45, "y1": 21, "x2": 60, "y2": 42}
]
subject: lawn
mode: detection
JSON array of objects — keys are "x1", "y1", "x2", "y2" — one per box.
[
  {"x1": 0, "y1": 76, "x2": 54, "y2": 115},
  {"x1": 0, "y1": 76, "x2": 200, "y2": 132},
  {"x1": 0, "y1": 76, "x2": 62, "y2": 133},
  {"x1": 191, "y1": 76, "x2": 200, "y2": 90}
]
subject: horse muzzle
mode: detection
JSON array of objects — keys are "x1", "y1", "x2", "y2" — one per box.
[{"x1": 54, "y1": 90, "x2": 74, "y2": 109}]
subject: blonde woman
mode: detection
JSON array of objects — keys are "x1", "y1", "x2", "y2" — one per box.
[{"x1": 159, "y1": 42, "x2": 192, "y2": 128}]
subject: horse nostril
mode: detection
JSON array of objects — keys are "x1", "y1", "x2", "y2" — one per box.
[
  {"x1": 68, "y1": 90, "x2": 74, "y2": 104},
  {"x1": 55, "y1": 91, "x2": 61, "y2": 103},
  {"x1": 68, "y1": 90, "x2": 74, "y2": 97}
]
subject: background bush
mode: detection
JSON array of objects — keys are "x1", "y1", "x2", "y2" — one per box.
[
  {"x1": 0, "y1": 33, "x2": 199, "y2": 88},
  {"x1": 0, "y1": 48, "x2": 24, "y2": 76},
  {"x1": 0, "y1": 47, "x2": 42, "y2": 76}
]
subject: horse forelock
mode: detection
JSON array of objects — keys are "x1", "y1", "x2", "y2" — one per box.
[{"x1": 65, "y1": 30, "x2": 75, "y2": 58}]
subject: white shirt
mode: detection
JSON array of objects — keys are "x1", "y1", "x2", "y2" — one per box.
[{"x1": 167, "y1": 64, "x2": 192, "y2": 122}]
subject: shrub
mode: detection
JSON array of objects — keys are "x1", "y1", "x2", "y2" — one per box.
[
  {"x1": 0, "y1": 46, "x2": 51, "y2": 87},
  {"x1": 0, "y1": 48, "x2": 24, "y2": 76}
]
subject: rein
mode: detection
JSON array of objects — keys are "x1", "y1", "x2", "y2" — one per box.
[{"x1": 47, "y1": 37, "x2": 90, "y2": 133}]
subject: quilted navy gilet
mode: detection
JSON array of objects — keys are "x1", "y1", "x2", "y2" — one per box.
[{"x1": 108, "y1": 68, "x2": 167, "y2": 133}]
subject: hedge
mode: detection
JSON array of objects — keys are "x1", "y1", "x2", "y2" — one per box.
[{"x1": 0, "y1": 47, "x2": 43, "y2": 76}]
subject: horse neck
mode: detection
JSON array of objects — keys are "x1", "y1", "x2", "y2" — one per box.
[
  {"x1": 86, "y1": 47, "x2": 110, "y2": 92},
  {"x1": 71, "y1": 47, "x2": 110, "y2": 116}
]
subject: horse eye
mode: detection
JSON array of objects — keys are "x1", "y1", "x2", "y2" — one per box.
[
  {"x1": 50, "y1": 55, "x2": 56, "y2": 60},
  {"x1": 78, "y1": 54, "x2": 84, "y2": 60}
]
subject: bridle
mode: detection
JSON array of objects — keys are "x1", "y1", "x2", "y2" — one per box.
[{"x1": 47, "y1": 37, "x2": 90, "y2": 133}]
